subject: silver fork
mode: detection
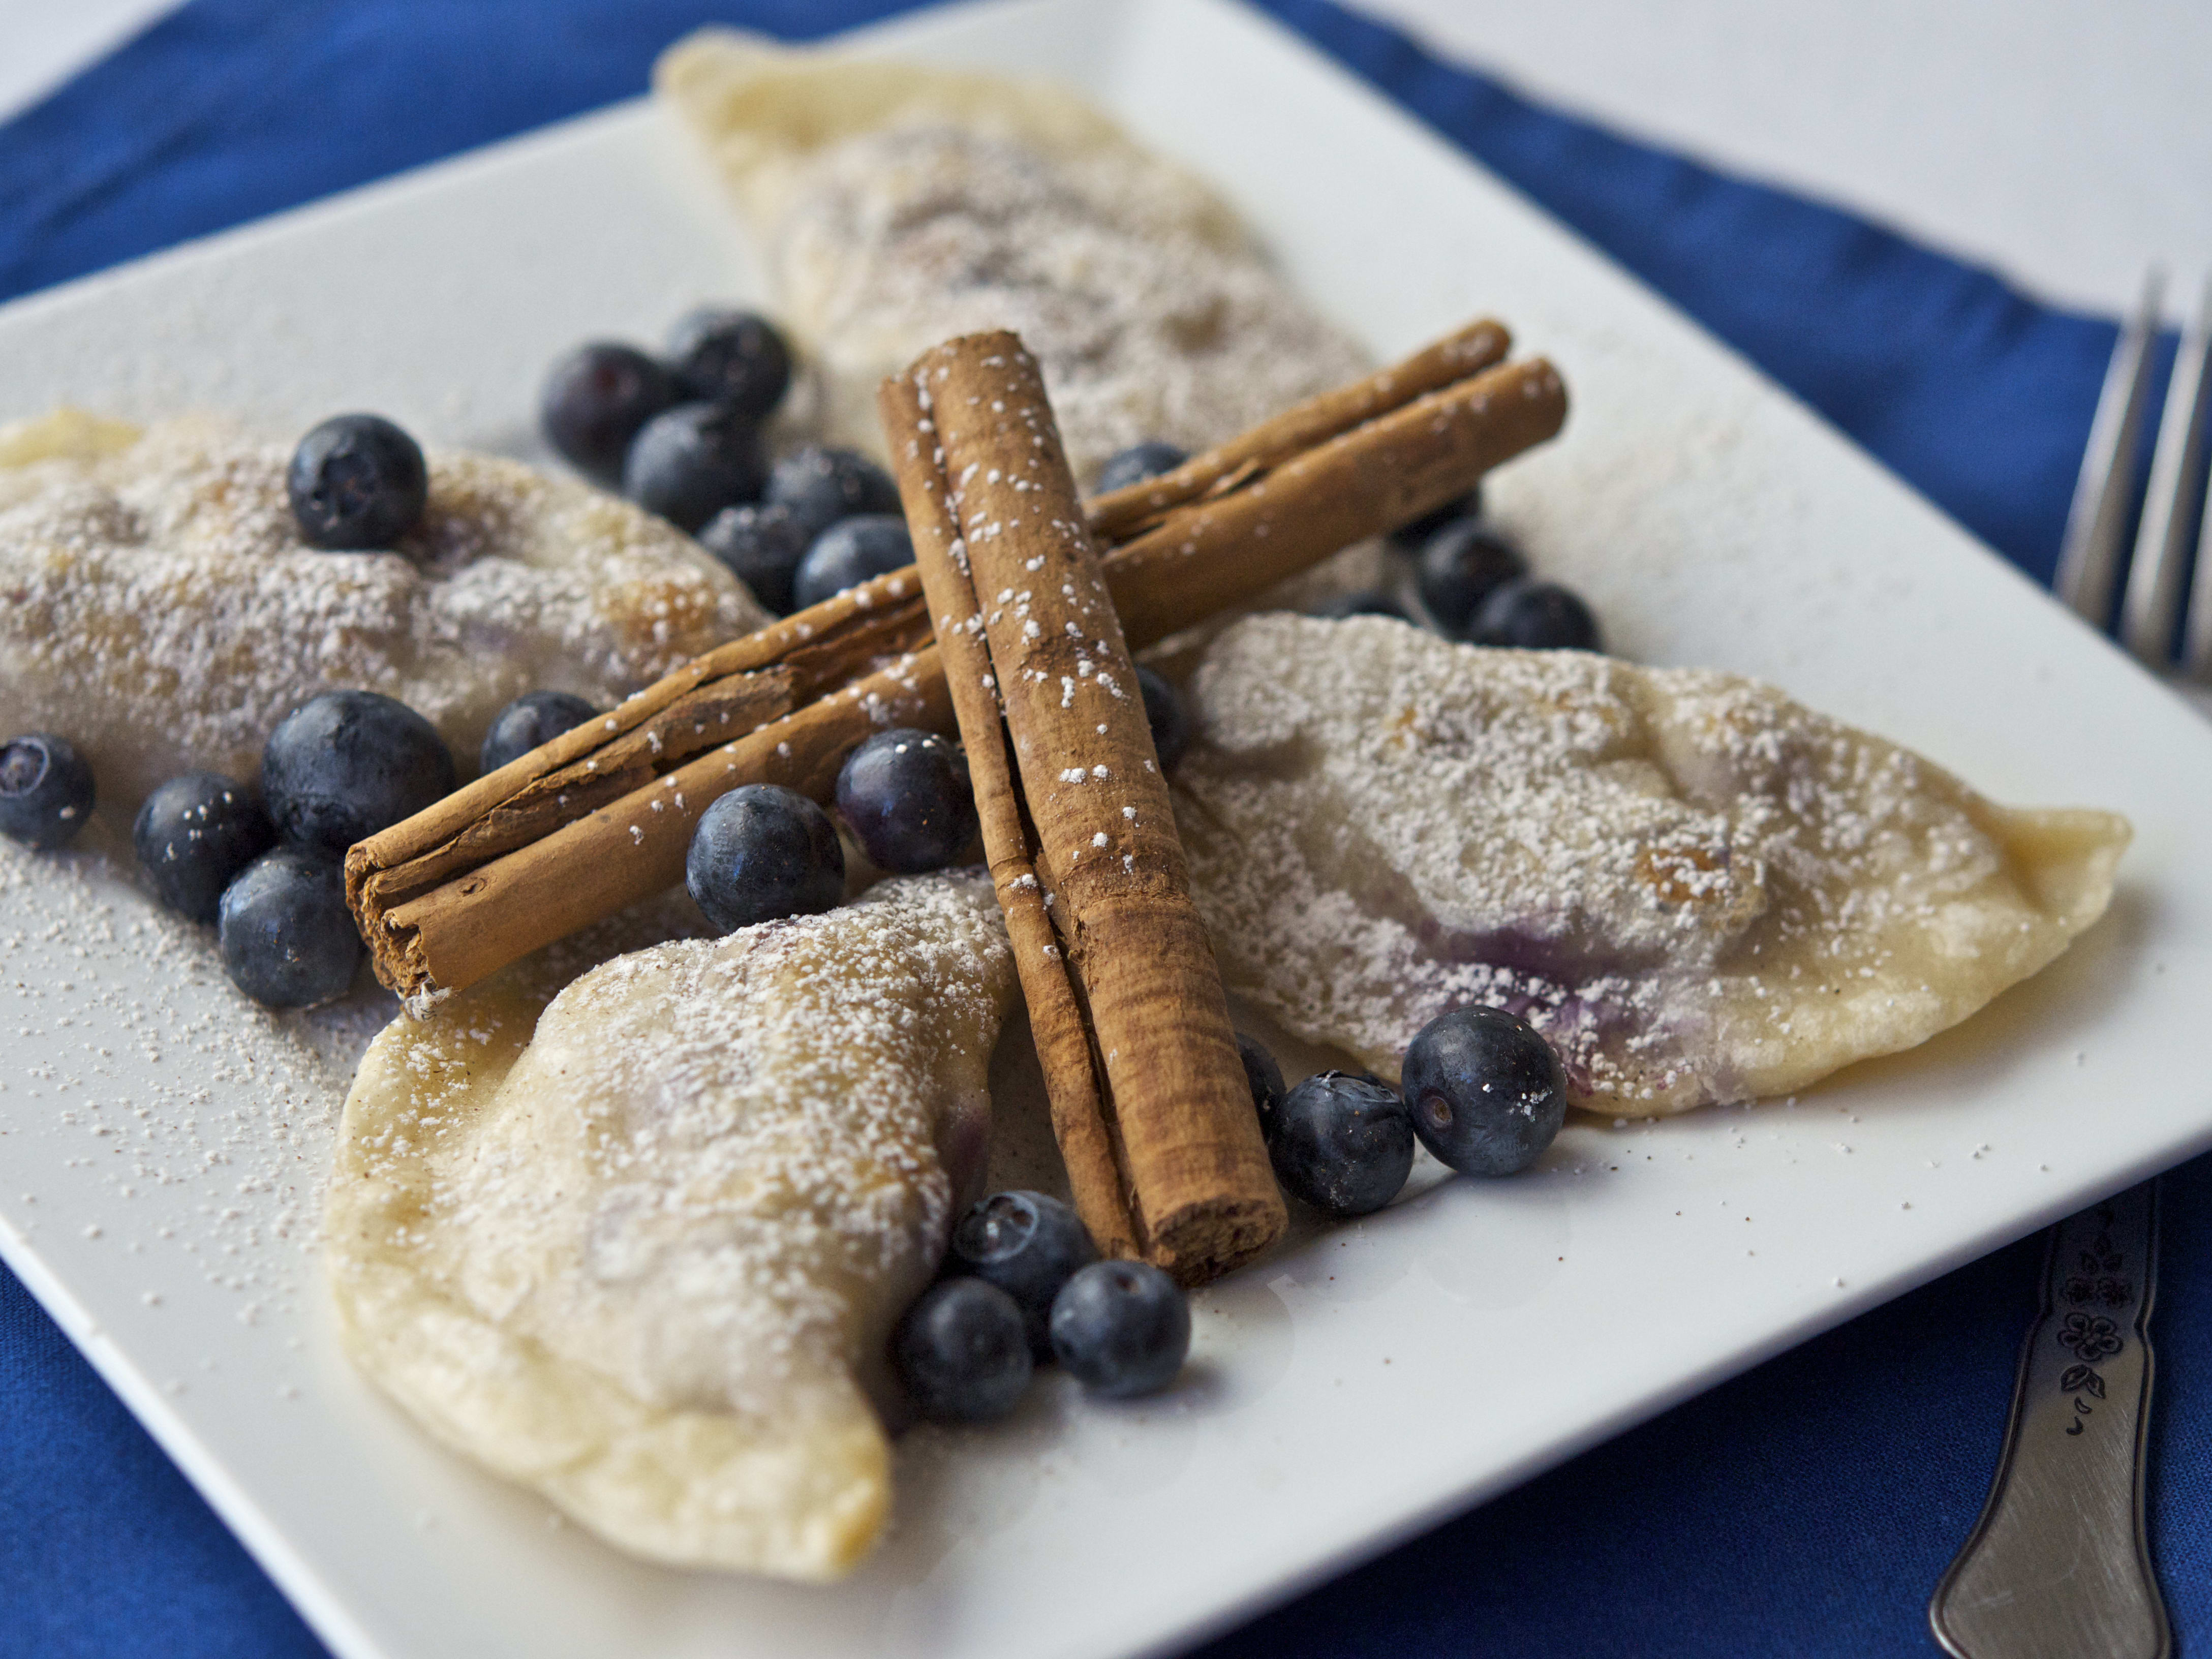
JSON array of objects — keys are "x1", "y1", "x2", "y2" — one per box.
[
  {"x1": 2054, "y1": 270, "x2": 2212, "y2": 703},
  {"x1": 1927, "y1": 272, "x2": 2203, "y2": 1659}
]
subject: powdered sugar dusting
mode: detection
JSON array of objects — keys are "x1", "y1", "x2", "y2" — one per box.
[
  {"x1": 385, "y1": 871, "x2": 1009, "y2": 1411},
  {"x1": 767, "y1": 126, "x2": 1368, "y2": 483},
  {"x1": 322, "y1": 872, "x2": 1017, "y2": 1572},
  {"x1": 0, "y1": 823, "x2": 716, "y2": 1334},
  {"x1": 1174, "y1": 614, "x2": 2127, "y2": 1115},
  {"x1": 0, "y1": 827, "x2": 392, "y2": 1330},
  {"x1": 0, "y1": 415, "x2": 769, "y2": 809}
]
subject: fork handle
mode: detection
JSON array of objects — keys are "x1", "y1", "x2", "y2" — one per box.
[{"x1": 1929, "y1": 1180, "x2": 2168, "y2": 1659}]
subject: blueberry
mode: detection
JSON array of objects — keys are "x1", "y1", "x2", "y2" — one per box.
[
  {"x1": 949, "y1": 1190, "x2": 1098, "y2": 1358},
  {"x1": 698, "y1": 501, "x2": 812, "y2": 615},
  {"x1": 834, "y1": 728, "x2": 977, "y2": 874},
  {"x1": 1417, "y1": 520, "x2": 1527, "y2": 635},
  {"x1": 0, "y1": 734, "x2": 95, "y2": 852},
  {"x1": 1133, "y1": 665, "x2": 1191, "y2": 772},
  {"x1": 764, "y1": 447, "x2": 903, "y2": 543},
  {"x1": 790, "y1": 514, "x2": 913, "y2": 610},
  {"x1": 1400, "y1": 1005, "x2": 1568, "y2": 1176},
  {"x1": 666, "y1": 308, "x2": 791, "y2": 423},
  {"x1": 622, "y1": 402, "x2": 768, "y2": 533},
  {"x1": 1049, "y1": 1261, "x2": 1190, "y2": 1399},
  {"x1": 286, "y1": 415, "x2": 429, "y2": 551},
  {"x1": 217, "y1": 846, "x2": 363, "y2": 1008},
  {"x1": 538, "y1": 343, "x2": 679, "y2": 484},
  {"x1": 895, "y1": 1277, "x2": 1033, "y2": 1423},
  {"x1": 1386, "y1": 485, "x2": 1484, "y2": 552},
  {"x1": 478, "y1": 691, "x2": 599, "y2": 776},
  {"x1": 1472, "y1": 578, "x2": 1603, "y2": 652},
  {"x1": 684, "y1": 784, "x2": 844, "y2": 933},
  {"x1": 1236, "y1": 1033, "x2": 1286, "y2": 1134},
  {"x1": 1093, "y1": 440, "x2": 1187, "y2": 495},
  {"x1": 1268, "y1": 1070, "x2": 1414, "y2": 1218},
  {"x1": 262, "y1": 691, "x2": 456, "y2": 853},
  {"x1": 1311, "y1": 589, "x2": 1411, "y2": 624},
  {"x1": 133, "y1": 773, "x2": 275, "y2": 923}
]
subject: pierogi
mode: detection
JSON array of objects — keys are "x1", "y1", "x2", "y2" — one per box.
[
  {"x1": 0, "y1": 411, "x2": 767, "y2": 809},
  {"x1": 1172, "y1": 614, "x2": 2130, "y2": 1115},
  {"x1": 323, "y1": 873, "x2": 1016, "y2": 1579},
  {"x1": 653, "y1": 31, "x2": 1368, "y2": 483}
]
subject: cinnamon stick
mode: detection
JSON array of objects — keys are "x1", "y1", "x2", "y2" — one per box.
[
  {"x1": 883, "y1": 331, "x2": 1284, "y2": 1282},
  {"x1": 878, "y1": 411, "x2": 1140, "y2": 1269},
  {"x1": 370, "y1": 654, "x2": 951, "y2": 999},
  {"x1": 1085, "y1": 315, "x2": 1510, "y2": 541},
  {"x1": 348, "y1": 569, "x2": 932, "y2": 918},
  {"x1": 348, "y1": 328, "x2": 1567, "y2": 1007},
  {"x1": 1105, "y1": 355, "x2": 1565, "y2": 647}
]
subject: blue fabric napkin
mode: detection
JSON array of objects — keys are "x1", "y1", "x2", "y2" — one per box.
[{"x1": 1, "y1": 3, "x2": 2203, "y2": 1656}]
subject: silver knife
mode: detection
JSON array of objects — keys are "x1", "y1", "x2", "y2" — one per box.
[{"x1": 1929, "y1": 1179, "x2": 2169, "y2": 1658}]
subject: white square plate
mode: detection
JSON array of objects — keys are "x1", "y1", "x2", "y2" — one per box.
[{"x1": 5, "y1": 2, "x2": 2211, "y2": 1656}]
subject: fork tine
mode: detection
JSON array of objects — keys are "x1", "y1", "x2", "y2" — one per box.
[
  {"x1": 2123, "y1": 274, "x2": 2212, "y2": 664},
  {"x1": 2056, "y1": 269, "x2": 2164, "y2": 627},
  {"x1": 2184, "y1": 386, "x2": 2212, "y2": 682}
]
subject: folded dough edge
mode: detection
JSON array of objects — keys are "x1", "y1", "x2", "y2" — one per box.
[
  {"x1": 324, "y1": 875, "x2": 1016, "y2": 1580},
  {"x1": 326, "y1": 972, "x2": 890, "y2": 1579}
]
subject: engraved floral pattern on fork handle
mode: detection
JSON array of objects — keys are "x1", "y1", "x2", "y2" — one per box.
[{"x1": 1930, "y1": 1182, "x2": 2168, "y2": 1659}]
